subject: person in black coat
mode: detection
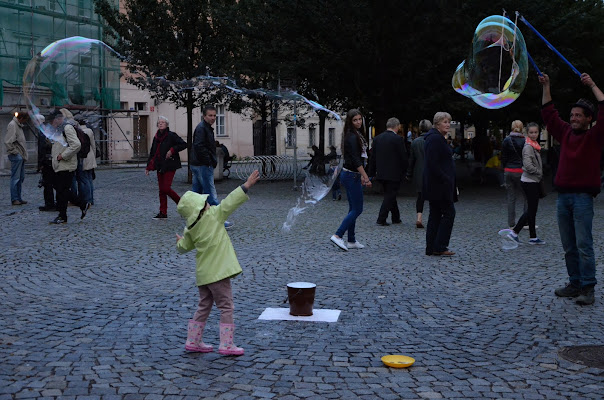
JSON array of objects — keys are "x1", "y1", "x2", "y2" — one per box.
[
  {"x1": 368, "y1": 117, "x2": 408, "y2": 225},
  {"x1": 423, "y1": 112, "x2": 457, "y2": 256},
  {"x1": 145, "y1": 116, "x2": 187, "y2": 219}
]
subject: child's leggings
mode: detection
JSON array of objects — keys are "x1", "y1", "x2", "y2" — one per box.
[{"x1": 193, "y1": 278, "x2": 234, "y2": 324}]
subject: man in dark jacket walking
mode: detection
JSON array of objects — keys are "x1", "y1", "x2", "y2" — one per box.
[
  {"x1": 191, "y1": 106, "x2": 233, "y2": 228},
  {"x1": 191, "y1": 106, "x2": 219, "y2": 203},
  {"x1": 369, "y1": 117, "x2": 408, "y2": 226}
]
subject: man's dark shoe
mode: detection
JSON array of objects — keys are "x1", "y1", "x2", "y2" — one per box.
[
  {"x1": 80, "y1": 202, "x2": 91, "y2": 219},
  {"x1": 433, "y1": 250, "x2": 455, "y2": 256},
  {"x1": 39, "y1": 205, "x2": 56, "y2": 211},
  {"x1": 376, "y1": 221, "x2": 390, "y2": 226},
  {"x1": 392, "y1": 220, "x2": 402, "y2": 224},
  {"x1": 50, "y1": 216, "x2": 67, "y2": 224},
  {"x1": 576, "y1": 286, "x2": 595, "y2": 305},
  {"x1": 554, "y1": 282, "x2": 581, "y2": 298},
  {"x1": 152, "y1": 213, "x2": 167, "y2": 220}
]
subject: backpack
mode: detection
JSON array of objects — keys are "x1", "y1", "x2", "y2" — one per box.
[{"x1": 74, "y1": 125, "x2": 91, "y2": 159}]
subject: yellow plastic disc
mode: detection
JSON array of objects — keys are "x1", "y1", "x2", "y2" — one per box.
[{"x1": 381, "y1": 355, "x2": 415, "y2": 368}]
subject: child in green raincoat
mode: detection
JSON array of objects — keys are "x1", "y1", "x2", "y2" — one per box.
[{"x1": 176, "y1": 170, "x2": 260, "y2": 356}]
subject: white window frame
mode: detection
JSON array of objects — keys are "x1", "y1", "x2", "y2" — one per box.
[
  {"x1": 308, "y1": 126, "x2": 316, "y2": 147},
  {"x1": 328, "y1": 128, "x2": 336, "y2": 147},
  {"x1": 216, "y1": 105, "x2": 226, "y2": 137}
]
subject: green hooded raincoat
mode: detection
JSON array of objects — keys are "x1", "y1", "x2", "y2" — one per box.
[{"x1": 176, "y1": 187, "x2": 248, "y2": 286}]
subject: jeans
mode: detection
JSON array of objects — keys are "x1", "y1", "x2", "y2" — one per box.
[
  {"x1": 335, "y1": 170, "x2": 363, "y2": 242},
  {"x1": 71, "y1": 160, "x2": 82, "y2": 198},
  {"x1": 557, "y1": 193, "x2": 597, "y2": 288},
  {"x1": 8, "y1": 154, "x2": 25, "y2": 202},
  {"x1": 191, "y1": 165, "x2": 219, "y2": 206},
  {"x1": 505, "y1": 171, "x2": 527, "y2": 227},
  {"x1": 426, "y1": 199, "x2": 456, "y2": 253},
  {"x1": 78, "y1": 169, "x2": 94, "y2": 204}
]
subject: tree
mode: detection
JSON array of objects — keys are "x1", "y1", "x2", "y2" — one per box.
[{"x1": 94, "y1": 0, "x2": 236, "y2": 174}]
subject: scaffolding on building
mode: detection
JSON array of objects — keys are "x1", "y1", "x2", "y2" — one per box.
[{"x1": 0, "y1": 0, "x2": 146, "y2": 170}]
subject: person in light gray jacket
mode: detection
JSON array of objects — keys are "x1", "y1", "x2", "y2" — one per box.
[
  {"x1": 505, "y1": 122, "x2": 545, "y2": 245},
  {"x1": 5, "y1": 112, "x2": 30, "y2": 205}
]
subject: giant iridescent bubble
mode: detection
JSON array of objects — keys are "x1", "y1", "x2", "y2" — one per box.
[
  {"x1": 452, "y1": 15, "x2": 528, "y2": 109},
  {"x1": 23, "y1": 36, "x2": 122, "y2": 144}
]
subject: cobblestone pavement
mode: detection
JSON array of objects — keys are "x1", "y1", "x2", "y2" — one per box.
[{"x1": 1, "y1": 167, "x2": 604, "y2": 400}]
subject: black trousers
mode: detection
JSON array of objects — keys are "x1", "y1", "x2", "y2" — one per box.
[
  {"x1": 514, "y1": 181, "x2": 540, "y2": 238},
  {"x1": 54, "y1": 170, "x2": 82, "y2": 220},
  {"x1": 426, "y1": 199, "x2": 456, "y2": 253},
  {"x1": 377, "y1": 180, "x2": 401, "y2": 223},
  {"x1": 41, "y1": 165, "x2": 56, "y2": 207}
]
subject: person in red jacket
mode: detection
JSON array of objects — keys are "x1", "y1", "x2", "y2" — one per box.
[{"x1": 539, "y1": 72, "x2": 604, "y2": 306}]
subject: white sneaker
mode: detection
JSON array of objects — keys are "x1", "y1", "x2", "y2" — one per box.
[
  {"x1": 347, "y1": 241, "x2": 365, "y2": 249},
  {"x1": 330, "y1": 235, "x2": 348, "y2": 251}
]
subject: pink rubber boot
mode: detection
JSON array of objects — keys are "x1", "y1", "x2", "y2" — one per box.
[
  {"x1": 218, "y1": 323, "x2": 244, "y2": 356},
  {"x1": 185, "y1": 320, "x2": 213, "y2": 353}
]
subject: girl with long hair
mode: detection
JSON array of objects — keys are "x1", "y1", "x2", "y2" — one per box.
[{"x1": 330, "y1": 109, "x2": 372, "y2": 251}]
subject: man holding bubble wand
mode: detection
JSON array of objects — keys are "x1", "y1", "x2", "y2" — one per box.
[
  {"x1": 502, "y1": 12, "x2": 604, "y2": 305},
  {"x1": 539, "y1": 71, "x2": 604, "y2": 306}
]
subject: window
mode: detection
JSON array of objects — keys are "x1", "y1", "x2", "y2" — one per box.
[
  {"x1": 308, "y1": 126, "x2": 316, "y2": 147},
  {"x1": 328, "y1": 128, "x2": 336, "y2": 147},
  {"x1": 120, "y1": 101, "x2": 128, "y2": 110},
  {"x1": 286, "y1": 127, "x2": 294, "y2": 148},
  {"x1": 135, "y1": 102, "x2": 146, "y2": 111},
  {"x1": 216, "y1": 105, "x2": 226, "y2": 136}
]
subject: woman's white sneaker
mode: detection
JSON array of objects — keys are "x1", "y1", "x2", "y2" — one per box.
[
  {"x1": 347, "y1": 241, "x2": 365, "y2": 249},
  {"x1": 330, "y1": 235, "x2": 348, "y2": 251}
]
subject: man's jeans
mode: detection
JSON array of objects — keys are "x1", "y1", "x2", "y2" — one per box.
[
  {"x1": 8, "y1": 153, "x2": 25, "y2": 202},
  {"x1": 557, "y1": 193, "x2": 597, "y2": 287},
  {"x1": 191, "y1": 165, "x2": 218, "y2": 206},
  {"x1": 78, "y1": 169, "x2": 94, "y2": 204}
]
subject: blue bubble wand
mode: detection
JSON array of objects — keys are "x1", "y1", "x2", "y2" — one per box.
[
  {"x1": 516, "y1": 11, "x2": 581, "y2": 77},
  {"x1": 526, "y1": 51, "x2": 543, "y2": 77}
]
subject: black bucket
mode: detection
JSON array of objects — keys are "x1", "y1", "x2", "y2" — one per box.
[{"x1": 287, "y1": 282, "x2": 316, "y2": 316}]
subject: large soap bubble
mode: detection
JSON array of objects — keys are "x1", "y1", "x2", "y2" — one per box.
[
  {"x1": 282, "y1": 155, "x2": 343, "y2": 232},
  {"x1": 452, "y1": 15, "x2": 528, "y2": 109},
  {"x1": 23, "y1": 36, "x2": 122, "y2": 144}
]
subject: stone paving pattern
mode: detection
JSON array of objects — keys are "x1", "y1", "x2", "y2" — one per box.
[{"x1": 1, "y1": 167, "x2": 603, "y2": 399}]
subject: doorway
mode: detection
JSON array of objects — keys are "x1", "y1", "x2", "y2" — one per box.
[{"x1": 133, "y1": 115, "x2": 149, "y2": 158}]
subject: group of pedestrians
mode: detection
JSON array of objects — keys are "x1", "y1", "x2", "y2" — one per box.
[
  {"x1": 328, "y1": 71, "x2": 602, "y2": 306},
  {"x1": 5, "y1": 108, "x2": 93, "y2": 224},
  {"x1": 329, "y1": 110, "x2": 457, "y2": 257},
  {"x1": 145, "y1": 106, "x2": 234, "y2": 228}
]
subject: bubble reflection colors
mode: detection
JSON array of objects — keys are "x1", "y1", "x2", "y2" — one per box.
[
  {"x1": 23, "y1": 36, "x2": 122, "y2": 144},
  {"x1": 452, "y1": 15, "x2": 528, "y2": 109},
  {"x1": 282, "y1": 164, "x2": 342, "y2": 232}
]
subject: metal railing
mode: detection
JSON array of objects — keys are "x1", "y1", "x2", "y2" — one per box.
[{"x1": 232, "y1": 155, "x2": 308, "y2": 181}]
